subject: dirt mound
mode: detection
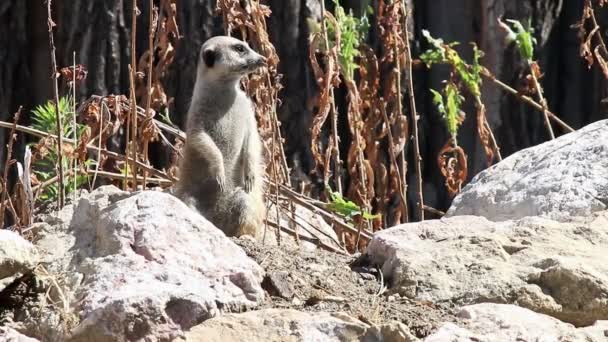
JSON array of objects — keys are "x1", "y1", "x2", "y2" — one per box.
[{"x1": 234, "y1": 237, "x2": 460, "y2": 338}]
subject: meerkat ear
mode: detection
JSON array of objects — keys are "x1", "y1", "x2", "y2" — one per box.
[{"x1": 202, "y1": 48, "x2": 217, "y2": 68}]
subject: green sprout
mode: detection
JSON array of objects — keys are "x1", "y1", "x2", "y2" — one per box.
[
  {"x1": 30, "y1": 97, "x2": 90, "y2": 202},
  {"x1": 500, "y1": 18, "x2": 536, "y2": 61},
  {"x1": 325, "y1": 185, "x2": 379, "y2": 221},
  {"x1": 420, "y1": 30, "x2": 484, "y2": 97},
  {"x1": 330, "y1": 0, "x2": 370, "y2": 80},
  {"x1": 430, "y1": 82, "x2": 465, "y2": 137}
]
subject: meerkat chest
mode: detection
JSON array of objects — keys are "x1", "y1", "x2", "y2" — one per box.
[{"x1": 206, "y1": 93, "x2": 253, "y2": 155}]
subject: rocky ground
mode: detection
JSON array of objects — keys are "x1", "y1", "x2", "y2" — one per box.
[
  {"x1": 0, "y1": 119, "x2": 607, "y2": 341},
  {"x1": 234, "y1": 237, "x2": 459, "y2": 338}
]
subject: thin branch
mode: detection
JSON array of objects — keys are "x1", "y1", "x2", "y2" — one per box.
[
  {"x1": 267, "y1": 179, "x2": 372, "y2": 242},
  {"x1": 402, "y1": 4, "x2": 424, "y2": 221},
  {"x1": 589, "y1": 0, "x2": 608, "y2": 58},
  {"x1": 0, "y1": 121, "x2": 175, "y2": 182},
  {"x1": 85, "y1": 169, "x2": 172, "y2": 186},
  {"x1": 320, "y1": 0, "x2": 342, "y2": 194},
  {"x1": 72, "y1": 52, "x2": 78, "y2": 201},
  {"x1": 46, "y1": 0, "x2": 65, "y2": 208},
  {"x1": 474, "y1": 97, "x2": 502, "y2": 161},
  {"x1": 276, "y1": 200, "x2": 344, "y2": 248},
  {"x1": 142, "y1": 0, "x2": 156, "y2": 188},
  {"x1": 528, "y1": 61, "x2": 555, "y2": 139},
  {"x1": 394, "y1": 29, "x2": 409, "y2": 223},
  {"x1": 0, "y1": 108, "x2": 22, "y2": 228},
  {"x1": 265, "y1": 219, "x2": 347, "y2": 255},
  {"x1": 129, "y1": 0, "x2": 139, "y2": 190},
  {"x1": 480, "y1": 68, "x2": 574, "y2": 132},
  {"x1": 423, "y1": 204, "x2": 445, "y2": 217},
  {"x1": 380, "y1": 103, "x2": 408, "y2": 226}
]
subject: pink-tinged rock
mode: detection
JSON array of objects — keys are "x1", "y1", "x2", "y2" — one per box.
[{"x1": 35, "y1": 186, "x2": 264, "y2": 341}]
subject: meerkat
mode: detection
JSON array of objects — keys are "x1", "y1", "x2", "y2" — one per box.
[{"x1": 175, "y1": 36, "x2": 266, "y2": 239}]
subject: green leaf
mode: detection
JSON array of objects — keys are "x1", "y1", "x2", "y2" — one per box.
[
  {"x1": 326, "y1": 0, "x2": 369, "y2": 81},
  {"x1": 430, "y1": 83, "x2": 464, "y2": 137},
  {"x1": 505, "y1": 18, "x2": 536, "y2": 61},
  {"x1": 324, "y1": 185, "x2": 380, "y2": 221}
]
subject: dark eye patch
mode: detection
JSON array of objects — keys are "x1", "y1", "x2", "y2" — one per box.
[
  {"x1": 202, "y1": 48, "x2": 217, "y2": 68},
  {"x1": 233, "y1": 44, "x2": 246, "y2": 53}
]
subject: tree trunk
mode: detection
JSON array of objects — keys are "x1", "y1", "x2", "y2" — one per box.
[{"x1": 0, "y1": 0, "x2": 605, "y2": 216}]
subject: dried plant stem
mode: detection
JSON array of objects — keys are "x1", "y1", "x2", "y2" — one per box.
[
  {"x1": 265, "y1": 219, "x2": 346, "y2": 254},
  {"x1": 32, "y1": 169, "x2": 74, "y2": 201},
  {"x1": 0, "y1": 108, "x2": 21, "y2": 228},
  {"x1": 475, "y1": 97, "x2": 502, "y2": 161},
  {"x1": 124, "y1": 88, "x2": 131, "y2": 190},
  {"x1": 480, "y1": 68, "x2": 574, "y2": 132},
  {"x1": 267, "y1": 73, "x2": 291, "y2": 185},
  {"x1": 85, "y1": 169, "x2": 172, "y2": 186},
  {"x1": 528, "y1": 62, "x2": 555, "y2": 139},
  {"x1": 267, "y1": 179, "x2": 372, "y2": 242},
  {"x1": 0, "y1": 121, "x2": 174, "y2": 183},
  {"x1": 423, "y1": 205, "x2": 445, "y2": 217},
  {"x1": 402, "y1": 5, "x2": 424, "y2": 221},
  {"x1": 395, "y1": 45, "x2": 409, "y2": 223},
  {"x1": 270, "y1": 116, "x2": 282, "y2": 246},
  {"x1": 92, "y1": 102, "x2": 107, "y2": 188},
  {"x1": 380, "y1": 104, "x2": 408, "y2": 225},
  {"x1": 46, "y1": 0, "x2": 65, "y2": 208},
  {"x1": 275, "y1": 200, "x2": 343, "y2": 247},
  {"x1": 72, "y1": 52, "x2": 78, "y2": 201},
  {"x1": 320, "y1": 0, "x2": 342, "y2": 194},
  {"x1": 129, "y1": 0, "x2": 139, "y2": 190},
  {"x1": 589, "y1": 0, "x2": 608, "y2": 57},
  {"x1": 143, "y1": 0, "x2": 156, "y2": 188},
  {"x1": 484, "y1": 115, "x2": 502, "y2": 161}
]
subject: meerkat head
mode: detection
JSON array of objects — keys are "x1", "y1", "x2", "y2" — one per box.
[{"x1": 198, "y1": 36, "x2": 267, "y2": 83}]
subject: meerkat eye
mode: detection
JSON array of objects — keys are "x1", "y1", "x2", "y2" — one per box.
[{"x1": 233, "y1": 44, "x2": 246, "y2": 53}]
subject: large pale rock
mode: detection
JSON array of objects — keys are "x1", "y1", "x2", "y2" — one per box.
[
  {"x1": 0, "y1": 230, "x2": 37, "y2": 280},
  {"x1": 447, "y1": 119, "x2": 608, "y2": 222},
  {"x1": 184, "y1": 309, "x2": 418, "y2": 342},
  {"x1": 425, "y1": 304, "x2": 608, "y2": 341},
  {"x1": 33, "y1": 186, "x2": 264, "y2": 342},
  {"x1": 0, "y1": 327, "x2": 40, "y2": 342},
  {"x1": 363, "y1": 212, "x2": 608, "y2": 326}
]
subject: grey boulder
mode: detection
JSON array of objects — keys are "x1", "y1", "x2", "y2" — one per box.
[{"x1": 447, "y1": 119, "x2": 608, "y2": 222}]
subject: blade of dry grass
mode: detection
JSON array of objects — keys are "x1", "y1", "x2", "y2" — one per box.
[
  {"x1": 480, "y1": 68, "x2": 574, "y2": 132},
  {"x1": 0, "y1": 121, "x2": 175, "y2": 182},
  {"x1": 0, "y1": 108, "x2": 22, "y2": 228},
  {"x1": 402, "y1": 4, "x2": 424, "y2": 221},
  {"x1": 46, "y1": 0, "x2": 65, "y2": 208}
]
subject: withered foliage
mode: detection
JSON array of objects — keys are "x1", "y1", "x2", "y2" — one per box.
[
  {"x1": 476, "y1": 102, "x2": 495, "y2": 166},
  {"x1": 437, "y1": 139, "x2": 467, "y2": 197},
  {"x1": 309, "y1": 12, "x2": 342, "y2": 185},
  {"x1": 135, "y1": 0, "x2": 179, "y2": 112},
  {"x1": 308, "y1": 0, "x2": 412, "y2": 243},
  {"x1": 59, "y1": 65, "x2": 88, "y2": 84},
  {"x1": 574, "y1": 0, "x2": 608, "y2": 79},
  {"x1": 376, "y1": 0, "x2": 409, "y2": 226}
]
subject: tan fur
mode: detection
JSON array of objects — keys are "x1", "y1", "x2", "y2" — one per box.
[{"x1": 175, "y1": 36, "x2": 266, "y2": 239}]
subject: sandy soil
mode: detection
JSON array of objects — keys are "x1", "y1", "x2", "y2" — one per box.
[{"x1": 234, "y1": 237, "x2": 460, "y2": 338}]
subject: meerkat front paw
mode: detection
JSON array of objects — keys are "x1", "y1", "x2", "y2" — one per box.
[
  {"x1": 244, "y1": 172, "x2": 255, "y2": 193},
  {"x1": 211, "y1": 164, "x2": 227, "y2": 192},
  {"x1": 216, "y1": 174, "x2": 227, "y2": 192}
]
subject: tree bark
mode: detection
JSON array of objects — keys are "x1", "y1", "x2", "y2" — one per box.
[{"x1": 0, "y1": 0, "x2": 605, "y2": 215}]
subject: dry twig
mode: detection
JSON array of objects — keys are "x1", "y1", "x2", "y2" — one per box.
[
  {"x1": 46, "y1": 0, "x2": 65, "y2": 208},
  {"x1": 402, "y1": 4, "x2": 424, "y2": 220}
]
